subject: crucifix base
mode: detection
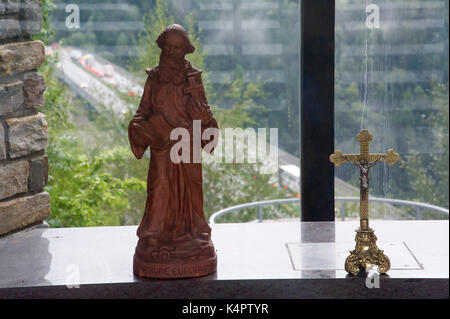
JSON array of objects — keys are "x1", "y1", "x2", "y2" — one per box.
[{"x1": 345, "y1": 227, "x2": 391, "y2": 275}]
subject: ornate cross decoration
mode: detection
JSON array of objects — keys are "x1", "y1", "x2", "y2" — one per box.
[{"x1": 330, "y1": 129, "x2": 400, "y2": 275}]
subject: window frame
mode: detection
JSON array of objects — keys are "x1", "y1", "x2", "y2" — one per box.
[{"x1": 300, "y1": 0, "x2": 335, "y2": 221}]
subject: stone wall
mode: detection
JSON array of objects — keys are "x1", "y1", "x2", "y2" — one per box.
[{"x1": 0, "y1": 0, "x2": 50, "y2": 235}]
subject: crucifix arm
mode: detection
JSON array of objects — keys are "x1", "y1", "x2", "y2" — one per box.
[
  {"x1": 343, "y1": 156, "x2": 363, "y2": 168},
  {"x1": 367, "y1": 155, "x2": 385, "y2": 168}
]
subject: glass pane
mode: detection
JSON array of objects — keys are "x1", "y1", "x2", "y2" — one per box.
[
  {"x1": 335, "y1": 0, "x2": 449, "y2": 220},
  {"x1": 42, "y1": 0, "x2": 301, "y2": 227}
]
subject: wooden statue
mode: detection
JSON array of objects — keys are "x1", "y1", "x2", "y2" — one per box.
[{"x1": 128, "y1": 24, "x2": 218, "y2": 278}]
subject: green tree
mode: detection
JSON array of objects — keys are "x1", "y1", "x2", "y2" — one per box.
[
  {"x1": 405, "y1": 83, "x2": 449, "y2": 212},
  {"x1": 35, "y1": 2, "x2": 147, "y2": 228},
  {"x1": 32, "y1": 0, "x2": 55, "y2": 44},
  {"x1": 132, "y1": 0, "x2": 174, "y2": 75}
]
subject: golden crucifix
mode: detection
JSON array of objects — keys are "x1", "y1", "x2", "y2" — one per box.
[{"x1": 330, "y1": 129, "x2": 400, "y2": 275}]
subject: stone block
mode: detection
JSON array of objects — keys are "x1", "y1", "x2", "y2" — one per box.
[
  {"x1": 0, "y1": 160, "x2": 30, "y2": 200},
  {"x1": 28, "y1": 154, "x2": 48, "y2": 191},
  {"x1": 0, "y1": 18, "x2": 21, "y2": 40},
  {"x1": 0, "y1": 192, "x2": 50, "y2": 235},
  {"x1": 0, "y1": 1, "x2": 42, "y2": 39},
  {"x1": 0, "y1": 81, "x2": 24, "y2": 117},
  {"x1": 0, "y1": 41, "x2": 45, "y2": 76},
  {"x1": 19, "y1": 0, "x2": 42, "y2": 35},
  {"x1": 0, "y1": 123, "x2": 6, "y2": 160},
  {"x1": 23, "y1": 72, "x2": 45, "y2": 108},
  {"x1": 3, "y1": 1, "x2": 21, "y2": 15},
  {"x1": 6, "y1": 113, "x2": 48, "y2": 158}
]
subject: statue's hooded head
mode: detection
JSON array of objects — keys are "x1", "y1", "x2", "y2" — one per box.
[
  {"x1": 156, "y1": 24, "x2": 195, "y2": 55},
  {"x1": 156, "y1": 24, "x2": 195, "y2": 84}
]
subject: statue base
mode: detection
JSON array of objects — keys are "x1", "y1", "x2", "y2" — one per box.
[
  {"x1": 133, "y1": 254, "x2": 217, "y2": 279},
  {"x1": 345, "y1": 227, "x2": 391, "y2": 275}
]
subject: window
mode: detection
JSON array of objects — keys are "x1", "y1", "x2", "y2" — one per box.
[
  {"x1": 44, "y1": 0, "x2": 301, "y2": 226},
  {"x1": 335, "y1": 0, "x2": 449, "y2": 220}
]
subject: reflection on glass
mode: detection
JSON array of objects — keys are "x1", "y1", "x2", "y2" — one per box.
[
  {"x1": 43, "y1": 0, "x2": 301, "y2": 227},
  {"x1": 335, "y1": 0, "x2": 449, "y2": 221}
]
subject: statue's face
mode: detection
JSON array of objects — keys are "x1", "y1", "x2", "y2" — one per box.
[{"x1": 163, "y1": 32, "x2": 185, "y2": 60}]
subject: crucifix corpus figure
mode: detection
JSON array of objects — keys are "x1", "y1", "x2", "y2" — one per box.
[
  {"x1": 128, "y1": 24, "x2": 219, "y2": 278},
  {"x1": 330, "y1": 129, "x2": 400, "y2": 275}
]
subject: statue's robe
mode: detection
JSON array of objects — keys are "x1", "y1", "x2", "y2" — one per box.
[{"x1": 128, "y1": 61, "x2": 218, "y2": 262}]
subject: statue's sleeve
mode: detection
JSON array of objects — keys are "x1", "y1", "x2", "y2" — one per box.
[{"x1": 128, "y1": 76, "x2": 156, "y2": 159}]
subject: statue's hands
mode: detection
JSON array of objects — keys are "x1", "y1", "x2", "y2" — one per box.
[{"x1": 186, "y1": 96, "x2": 211, "y2": 125}]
